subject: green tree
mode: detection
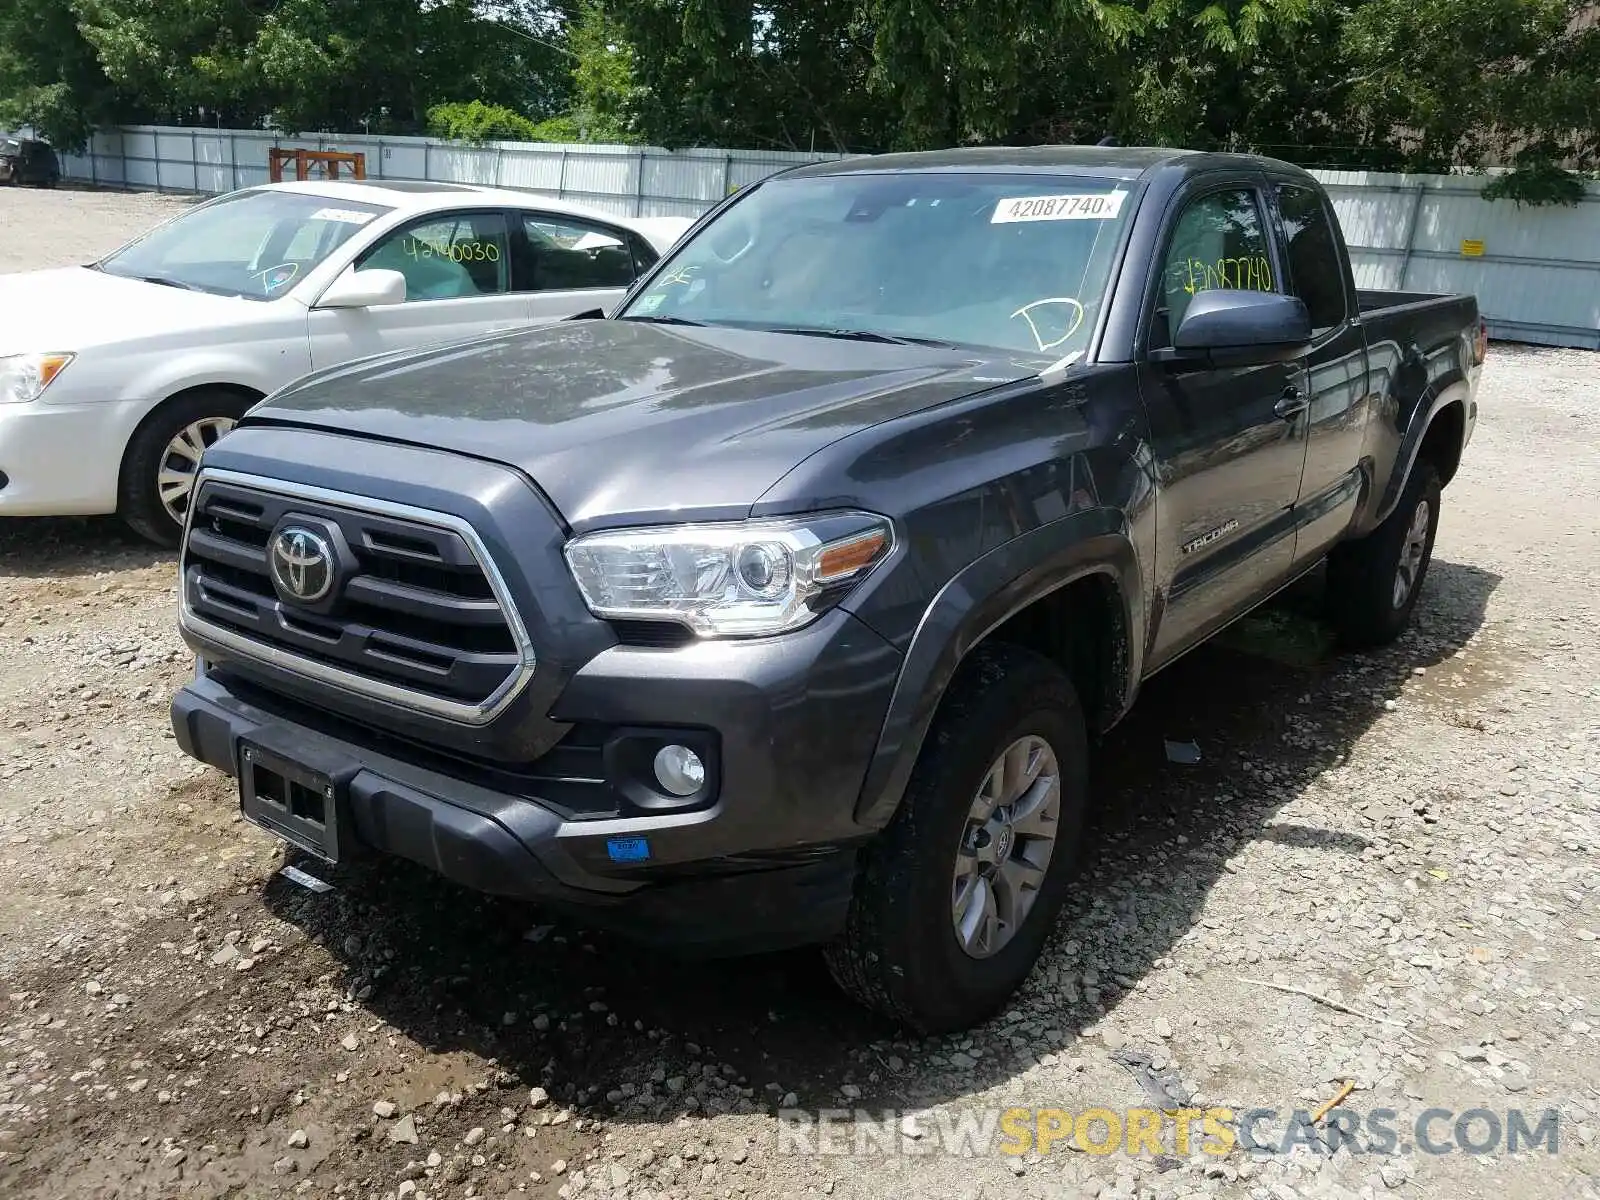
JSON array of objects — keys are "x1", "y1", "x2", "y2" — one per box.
[
  {"x1": 2, "y1": 0, "x2": 1594, "y2": 187},
  {"x1": 427, "y1": 99, "x2": 542, "y2": 142},
  {"x1": 75, "y1": 0, "x2": 264, "y2": 126},
  {"x1": 569, "y1": 1, "x2": 643, "y2": 141},
  {"x1": 1342, "y1": 0, "x2": 1600, "y2": 185},
  {"x1": 0, "y1": 0, "x2": 126, "y2": 148},
  {"x1": 69, "y1": 0, "x2": 575, "y2": 134}
]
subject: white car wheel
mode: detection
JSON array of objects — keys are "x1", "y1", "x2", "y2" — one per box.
[{"x1": 158, "y1": 417, "x2": 238, "y2": 527}]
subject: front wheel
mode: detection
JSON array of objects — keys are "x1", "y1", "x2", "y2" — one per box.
[
  {"x1": 118, "y1": 391, "x2": 254, "y2": 547},
  {"x1": 1325, "y1": 463, "x2": 1441, "y2": 648},
  {"x1": 825, "y1": 643, "x2": 1088, "y2": 1034}
]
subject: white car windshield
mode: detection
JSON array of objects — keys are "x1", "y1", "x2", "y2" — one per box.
[
  {"x1": 619, "y1": 172, "x2": 1135, "y2": 356},
  {"x1": 96, "y1": 189, "x2": 392, "y2": 301}
]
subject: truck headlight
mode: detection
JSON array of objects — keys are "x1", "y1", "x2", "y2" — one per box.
[
  {"x1": 564, "y1": 512, "x2": 894, "y2": 638},
  {"x1": 0, "y1": 353, "x2": 75, "y2": 404}
]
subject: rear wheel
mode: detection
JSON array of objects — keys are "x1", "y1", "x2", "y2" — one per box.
[
  {"x1": 825, "y1": 643, "x2": 1088, "y2": 1033},
  {"x1": 1326, "y1": 462, "x2": 1441, "y2": 647},
  {"x1": 118, "y1": 391, "x2": 253, "y2": 547}
]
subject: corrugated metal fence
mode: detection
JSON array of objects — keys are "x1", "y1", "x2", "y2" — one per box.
[
  {"x1": 55, "y1": 125, "x2": 830, "y2": 219},
  {"x1": 55, "y1": 125, "x2": 1600, "y2": 349},
  {"x1": 1320, "y1": 170, "x2": 1600, "y2": 349}
]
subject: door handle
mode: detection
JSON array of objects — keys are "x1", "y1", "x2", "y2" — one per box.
[{"x1": 1274, "y1": 385, "x2": 1308, "y2": 420}]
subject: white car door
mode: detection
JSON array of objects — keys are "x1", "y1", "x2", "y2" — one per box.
[
  {"x1": 513, "y1": 211, "x2": 646, "y2": 322},
  {"x1": 306, "y1": 208, "x2": 529, "y2": 369}
]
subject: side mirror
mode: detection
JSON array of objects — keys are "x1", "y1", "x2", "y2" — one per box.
[
  {"x1": 317, "y1": 268, "x2": 407, "y2": 309},
  {"x1": 1161, "y1": 290, "x2": 1311, "y2": 366}
]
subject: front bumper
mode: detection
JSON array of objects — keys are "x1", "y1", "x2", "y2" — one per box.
[
  {"x1": 0, "y1": 399, "x2": 144, "y2": 516},
  {"x1": 173, "y1": 606, "x2": 902, "y2": 953}
]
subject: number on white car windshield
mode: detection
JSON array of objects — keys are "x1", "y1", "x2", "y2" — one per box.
[
  {"x1": 97, "y1": 190, "x2": 392, "y2": 300},
  {"x1": 620, "y1": 173, "x2": 1134, "y2": 357}
]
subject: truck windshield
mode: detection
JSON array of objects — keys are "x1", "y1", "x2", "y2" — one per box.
[
  {"x1": 619, "y1": 172, "x2": 1135, "y2": 357},
  {"x1": 96, "y1": 189, "x2": 391, "y2": 300}
]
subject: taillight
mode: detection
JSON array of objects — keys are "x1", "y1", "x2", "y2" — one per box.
[{"x1": 1472, "y1": 316, "x2": 1488, "y2": 365}]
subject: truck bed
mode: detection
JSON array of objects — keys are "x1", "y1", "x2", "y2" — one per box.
[
  {"x1": 1357, "y1": 289, "x2": 1480, "y2": 356},
  {"x1": 1357, "y1": 288, "x2": 1472, "y2": 316}
]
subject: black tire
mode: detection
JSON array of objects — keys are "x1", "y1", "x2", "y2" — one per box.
[
  {"x1": 1326, "y1": 462, "x2": 1441, "y2": 648},
  {"x1": 825, "y1": 642, "x2": 1088, "y2": 1034},
  {"x1": 118, "y1": 390, "x2": 255, "y2": 547}
]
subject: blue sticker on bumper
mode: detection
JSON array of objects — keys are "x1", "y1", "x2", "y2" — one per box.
[{"x1": 606, "y1": 836, "x2": 651, "y2": 863}]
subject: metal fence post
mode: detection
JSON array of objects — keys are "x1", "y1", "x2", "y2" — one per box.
[
  {"x1": 1396, "y1": 182, "x2": 1426, "y2": 291},
  {"x1": 230, "y1": 132, "x2": 237, "y2": 191},
  {"x1": 557, "y1": 149, "x2": 568, "y2": 198},
  {"x1": 635, "y1": 147, "x2": 646, "y2": 216},
  {"x1": 424, "y1": 141, "x2": 431, "y2": 183},
  {"x1": 721, "y1": 153, "x2": 733, "y2": 199}
]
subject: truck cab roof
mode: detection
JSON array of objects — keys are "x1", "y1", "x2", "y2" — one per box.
[{"x1": 786, "y1": 144, "x2": 1317, "y2": 184}]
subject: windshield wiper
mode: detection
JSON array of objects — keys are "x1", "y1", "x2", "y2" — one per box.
[
  {"x1": 759, "y1": 325, "x2": 957, "y2": 349},
  {"x1": 133, "y1": 273, "x2": 206, "y2": 293},
  {"x1": 618, "y1": 314, "x2": 706, "y2": 327}
]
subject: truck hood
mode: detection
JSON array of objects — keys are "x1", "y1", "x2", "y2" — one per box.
[
  {"x1": 0, "y1": 266, "x2": 273, "y2": 355},
  {"x1": 249, "y1": 319, "x2": 1048, "y2": 528}
]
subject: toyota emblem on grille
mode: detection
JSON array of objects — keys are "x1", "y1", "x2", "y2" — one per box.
[{"x1": 269, "y1": 526, "x2": 336, "y2": 604}]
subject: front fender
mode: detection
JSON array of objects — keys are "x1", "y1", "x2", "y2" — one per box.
[
  {"x1": 50, "y1": 335, "x2": 309, "y2": 409},
  {"x1": 852, "y1": 508, "x2": 1143, "y2": 828}
]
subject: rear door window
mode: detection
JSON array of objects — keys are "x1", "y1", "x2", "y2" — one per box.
[
  {"x1": 1276, "y1": 185, "x2": 1347, "y2": 334},
  {"x1": 517, "y1": 215, "x2": 637, "y2": 292},
  {"x1": 628, "y1": 231, "x2": 660, "y2": 274}
]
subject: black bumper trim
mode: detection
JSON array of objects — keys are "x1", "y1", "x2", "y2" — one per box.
[{"x1": 172, "y1": 677, "x2": 857, "y2": 953}]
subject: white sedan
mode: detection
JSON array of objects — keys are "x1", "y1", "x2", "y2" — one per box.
[{"x1": 0, "y1": 180, "x2": 692, "y2": 543}]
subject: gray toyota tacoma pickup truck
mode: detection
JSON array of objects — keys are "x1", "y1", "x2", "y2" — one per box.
[{"x1": 171, "y1": 146, "x2": 1484, "y2": 1032}]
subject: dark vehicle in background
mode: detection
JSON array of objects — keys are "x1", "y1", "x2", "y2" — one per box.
[
  {"x1": 169, "y1": 146, "x2": 1485, "y2": 1033},
  {"x1": 0, "y1": 137, "x2": 60, "y2": 186}
]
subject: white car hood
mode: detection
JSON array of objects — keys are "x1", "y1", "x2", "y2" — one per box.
[{"x1": 0, "y1": 266, "x2": 275, "y2": 356}]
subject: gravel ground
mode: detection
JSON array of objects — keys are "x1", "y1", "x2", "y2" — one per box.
[
  {"x1": 1, "y1": 187, "x2": 1596, "y2": 1200},
  {"x1": 0, "y1": 185, "x2": 195, "y2": 272}
]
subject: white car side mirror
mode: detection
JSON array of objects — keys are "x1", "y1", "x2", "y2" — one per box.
[{"x1": 318, "y1": 268, "x2": 407, "y2": 309}]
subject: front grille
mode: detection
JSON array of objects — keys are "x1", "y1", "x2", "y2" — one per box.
[{"x1": 181, "y1": 474, "x2": 533, "y2": 722}]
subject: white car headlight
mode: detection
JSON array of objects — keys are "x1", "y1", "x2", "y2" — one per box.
[
  {"x1": 564, "y1": 512, "x2": 894, "y2": 638},
  {"x1": 0, "y1": 352, "x2": 75, "y2": 404}
]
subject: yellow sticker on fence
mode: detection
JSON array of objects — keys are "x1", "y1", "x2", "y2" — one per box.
[{"x1": 1460, "y1": 239, "x2": 1485, "y2": 257}]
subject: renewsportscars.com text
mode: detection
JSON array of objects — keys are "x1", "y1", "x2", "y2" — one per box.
[{"x1": 775, "y1": 1106, "x2": 1562, "y2": 1159}]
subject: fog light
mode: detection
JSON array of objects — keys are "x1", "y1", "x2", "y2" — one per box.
[{"x1": 653, "y1": 744, "x2": 705, "y2": 796}]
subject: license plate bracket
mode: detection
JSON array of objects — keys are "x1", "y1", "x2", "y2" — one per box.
[{"x1": 238, "y1": 739, "x2": 346, "y2": 863}]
